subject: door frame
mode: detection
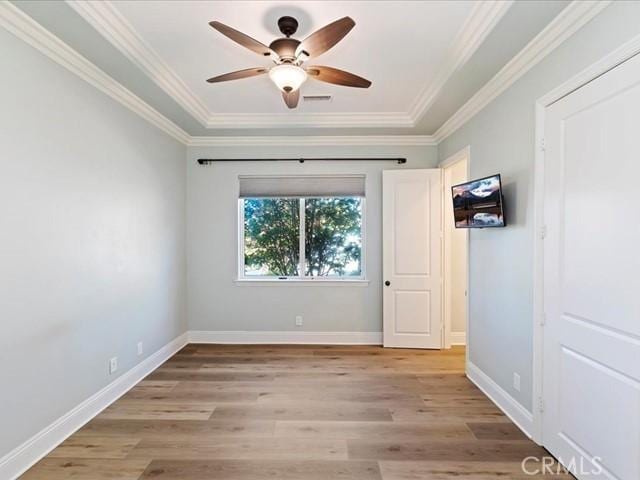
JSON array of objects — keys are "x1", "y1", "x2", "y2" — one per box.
[
  {"x1": 439, "y1": 147, "x2": 470, "y2": 352},
  {"x1": 532, "y1": 33, "x2": 640, "y2": 445}
]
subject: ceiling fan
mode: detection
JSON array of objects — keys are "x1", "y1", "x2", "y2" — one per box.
[{"x1": 206, "y1": 16, "x2": 372, "y2": 109}]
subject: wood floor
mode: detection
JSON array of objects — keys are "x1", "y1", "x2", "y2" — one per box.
[{"x1": 21, "y1": 345, "x2": 569, "y2": 479}]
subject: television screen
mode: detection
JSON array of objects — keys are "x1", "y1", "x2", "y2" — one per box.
[{"x1": 451, "y1": 174, "x2": 505, "y2": 228}]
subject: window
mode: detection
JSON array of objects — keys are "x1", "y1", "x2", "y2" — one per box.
[
  {"x1": 239, "y1": 175, "x2": 365, "y2": 281},
  {"x1": 243, "y1": 198, "x2": 300, "y2": 277}
]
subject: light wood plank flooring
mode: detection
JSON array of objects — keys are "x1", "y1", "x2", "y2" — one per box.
[{"x1": 21, "y1": 345, "x2": 570, "y2": 479}]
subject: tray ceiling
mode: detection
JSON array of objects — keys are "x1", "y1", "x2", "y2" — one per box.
[
  {"x1": 9, "y1": 0, "x2": 576, "y2": 137},
  {"x1": 68, "y1": 0, "x2": 512, "y2": 130}
]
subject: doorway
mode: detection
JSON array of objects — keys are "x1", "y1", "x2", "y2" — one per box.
[{"x1": 441, "y1": 148, "x2": 469, "y2": 349}]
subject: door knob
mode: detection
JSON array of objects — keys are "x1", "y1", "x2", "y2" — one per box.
[{"x1": 385, "y1": 280, "x2": 391, "y2": 286}]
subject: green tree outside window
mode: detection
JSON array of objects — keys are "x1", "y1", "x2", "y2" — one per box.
[{"x1": 243, "y1": 197, "x2": 362, "y2": 277}]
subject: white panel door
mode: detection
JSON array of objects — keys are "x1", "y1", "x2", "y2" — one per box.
[
  {"x1": 383, "y1": 169, "x2": 442, "y2": 349},
  {"x1": 543, "y1": 52, "x2": 640, "y2": 480}
]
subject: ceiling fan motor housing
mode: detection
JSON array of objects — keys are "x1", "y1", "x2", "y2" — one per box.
[{"x1": 269, "y1": 38, "x2": 300, "y2": 61}]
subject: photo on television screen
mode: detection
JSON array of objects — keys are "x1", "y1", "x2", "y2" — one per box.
[{"x1": 451, "y1": 174, "x2": 505, "y2": 228}]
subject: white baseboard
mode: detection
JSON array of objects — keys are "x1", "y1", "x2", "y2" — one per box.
[
  {"x1": 450, "y1": 331, "x2": 466, "y2": 345},
  {"x1": 188, "y1": 330, "x2": 383, "y2": 345},
  {"x1": 0, "y1": 332, "x2": 189, "y2": 480},
  {"x1": 466, "y1": 361, "x2": 534, "y2": 438}
]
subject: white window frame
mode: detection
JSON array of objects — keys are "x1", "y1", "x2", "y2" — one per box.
[{"x1": 236, "y1": 196, "x2": 368, "y2": 285}]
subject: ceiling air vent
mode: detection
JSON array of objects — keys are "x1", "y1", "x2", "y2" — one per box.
[{"x1": 303, "y1": 95, "x2": 332, "y2": 102}]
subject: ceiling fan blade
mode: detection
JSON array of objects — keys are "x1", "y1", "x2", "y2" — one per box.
[
  {"x1": 206, "y1": 67, "x2": 267, "y2": 83},
  {"x1": 209, "y1": 21, "x2": 277, "y2": 59},
  {"x1": 296, "y1": 17, "x2": 355, "y2": 58},
  {"x1": 282, "y1": 89, "x2": 300, "y2": 109},
  {"x1": 306, "y1": 66, "x2": 371, "y2": 88}
]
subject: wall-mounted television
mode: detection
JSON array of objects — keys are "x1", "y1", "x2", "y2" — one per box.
[{"x1": 451, "y1": 174, "x2": 506, "y2": 228}]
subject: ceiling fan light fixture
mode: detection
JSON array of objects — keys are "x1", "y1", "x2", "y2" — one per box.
[{"x1": 268, "y1": 64, "x2": 307, "y2": 93}]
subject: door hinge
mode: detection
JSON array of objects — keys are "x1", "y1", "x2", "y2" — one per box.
[
  {"x1": 540, "y1": 312, "x2": 546, "y2": 327},
  {"x1": 540, "y1": 225, "x2": 547, "y2": 240},
  {"x1": 538, "y1": 396, "x2": 545, "y2": 413},
  {"x1": 540, "y1": 138, "x2": 546, "y2": 152}
]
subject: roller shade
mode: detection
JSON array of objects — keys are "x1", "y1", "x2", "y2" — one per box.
[{"x1": 239, "y1": 175, "x2": 366, "y2": 198}]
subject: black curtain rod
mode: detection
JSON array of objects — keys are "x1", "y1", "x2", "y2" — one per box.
[{"x1": 197, "y1": 157, "x2": 407, "y2": 165}]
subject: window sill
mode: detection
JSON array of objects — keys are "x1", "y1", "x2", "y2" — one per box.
[{"x1": 234, "y1": 278, "x2": 370, "y2": 287}]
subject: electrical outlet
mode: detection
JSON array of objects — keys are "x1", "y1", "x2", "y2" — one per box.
[
  {"x1": 295, "y1": 315, "x2": 303, "y2": 327},
  {"x1": 513, "y1": 372, "x2": 521, "y2": 392},
  {"x1": 137, "y1": 341, "x2": 143, "y2": 356},
  {"x1": 109, "y1": 357, "x2": 118, "y2": 375}
]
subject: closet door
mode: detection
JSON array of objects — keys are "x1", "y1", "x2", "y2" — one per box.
[{"x1": 543, "y1": 52, "x2": 640, "y2": 479}]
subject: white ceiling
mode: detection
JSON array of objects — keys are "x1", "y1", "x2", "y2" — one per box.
[
  {"x1": 29, "y1": 0, "x2": 570, "y2": 137},
  {"x1": 6, "y1": 0, "x2": 580, "y2": 138},
  {"x1": 113, "y1": 1, "x2": 475, "y2": 115},
  {"x1": 66, "y1": 0, "x2": 520, "y2": 130}
]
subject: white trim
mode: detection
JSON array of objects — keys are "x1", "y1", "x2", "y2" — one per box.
[
  {"x1": 205, "y1": 112, "x2": 413, "y2": 129},
  {"x1": 68, "y1": 0, "x2": 411, "y2": 129},
  {"x1": 0, "y1": 332, "x2": 188, "y2": 480},
  {"x1": 234, "y1": 279, "x2": 369, "y2": 287},
  {"x1": 57, "y1": 0, "x2": 608, "y2": 138},
  {"x1": 537, "y1": 32, "x2": 640, "y2": 107},
  {"x1": 438, "y1": 145, "x2": 471, "y2": 169},
  {"x1": 409, "y1": 0, "x2": 513, "y2": 122},
  {"x1": 360, "y1": 196, "x2": 368, "y2": 281},
  {"x1": 67, "y1": 0, "x2": 210, "y2": 126},
  {"x1": 532, "y1": 101, "x2": 546, "y2": 446},
  {"x1": 531, "y1": 31, "x2": 640, "y2": 446},
  {"x1": 5, "y1": 0, "x2": 611, "y2": 148},
  {"x1": 433, "y1": 0, "x2": 612, "y2": 143},
  {"x1": 238, "y1": 195, "x2": 366, "y2": 282},
  {"x1": 440, "y1": 147, "x2": 470, "y2": 351},
  {"x1": 189, "y1": 330, "x2": 382, "y2": 345},
  {"x1": 0, "y1": 2, "x2": 190, "y2": 145},
  {"x1": 466, "y1": 361, "x2": 534, "y2": 438},
  {"x1": 237, "y1": 198, "x2": 245, "y2": 280},
  {"x1": 189, "y1": 135, "x2": 437, "y2": 147},
  {"x1": 450, "y1": 332, "x2": 467, "y2": 345},
  {"x1": 299, "y1": 198, "x2": 306, "y2": 278},
  {"x1": 4, "y1": 1, "x2": 435, "y2": 147},
  {"x1": 65, "y1": 0, "x2": 509, "y2": 130}
]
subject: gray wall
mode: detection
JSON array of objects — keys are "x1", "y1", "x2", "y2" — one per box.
[
  {"x1": 187, "y1": 145, "x2": 438, "y2": 333},
  {"x1": 438, "y1": 1, "x2": 640, "y2": 411},
  {"x1": 0, "y1": 28, "x2": 187, "y2": 457}
]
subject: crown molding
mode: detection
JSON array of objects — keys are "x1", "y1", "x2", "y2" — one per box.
[
  {"x1": 433, "y1": 0, "x2": 612, "y2": 143},
  {"x1": 3, "y1": 0, "x2": 613, "y2": 148},
  {"x1": 67, "y1": 0, "x2": 210, "y2": 125},
  {"x1": 66, "y1": 0, "x2": 412, "y2": 129},
  {"x1": 188, "y1": 135, "x2": 437, "y2": 147},
  {"x1": 408, "y1": 0, "x2": 513, "y2": 123},
  {"x1": 0, "y1": 1, "x2": 191, "y2": 145},
  {"x1": 204, "y1": 112, "x2": 413, "y2": 129},
  {"x1": 0, "y1": 3, "x2": 437, "y2": 150},
  {"x1": 65, "y1": 0, "x2": 508, "y2": 131},
  {"x1": 67, "y1": 0, "x2": 414, "y2": 129}
]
